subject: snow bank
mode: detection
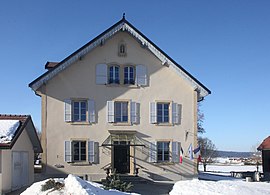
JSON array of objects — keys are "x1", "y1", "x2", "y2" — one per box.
[
  {"x1": 0, "y1": 120, "x2": 20, "y2": 143},
  {"x1": 169, "y1": 179, "x2": 270, "y2": 195},
  {"x1": 22, "y1": 174, "x2": 139, "y2": 195}
]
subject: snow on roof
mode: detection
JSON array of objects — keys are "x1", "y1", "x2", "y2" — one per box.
[{"x1": 0, "y1": 120, "x2": 20, "y2": 143}]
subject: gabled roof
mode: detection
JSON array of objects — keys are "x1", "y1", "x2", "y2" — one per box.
[
  {"x1": 0, "y1": 114, "x2": 42, "y2": 152},
  {"x1": 29, "y1": 16, "x2": 211, "y2": 98},
  {"x1": 258, "y1": 136, "x2": 270, "y2": 150}
]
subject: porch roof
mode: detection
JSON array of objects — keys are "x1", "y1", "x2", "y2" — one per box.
[{"x1": 102, "y1": 130, "x2": 145, "y2": 146}]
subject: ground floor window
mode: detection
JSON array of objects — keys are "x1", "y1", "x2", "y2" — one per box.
[
  {"x1": 157, "y1": 141, "x2": 170, "y2": 162},
  {"x1": 72, "y1": 141, "x2": 86, "y2": 161}
]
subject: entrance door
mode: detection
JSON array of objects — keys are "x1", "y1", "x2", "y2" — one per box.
[{"x1": 114, "y1": 141, "x2": 130, "y2": 174}]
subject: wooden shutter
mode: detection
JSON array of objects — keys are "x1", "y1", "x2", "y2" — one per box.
[
  {"x1": 150, "y1": 102, "x2": 157, "y2": 124},
  {"x1": 148, "y1": 142, "x2": 157, "y2": 163},
  {"x1": 136, "y1": 65, "x2": 147, "y2": 86},
  {"x1": 64, "y1": 99, "x2": 72, "y2": 122},
  {"x1": 172, "y1": 142, "x2": 181, "y2": 163},
  {"x1": 88, "y1": 141, "x2": 95, "y2": 163},
  {"x1": 64, "y1": 141, "x2": 72, "y2": 162},
  {"x1": 131, "y1": 102, "x2": 140, "y2": 124},
  {"x1": 96, "y1": 64, "x2": 107, "y2": 84},
  {"x1": 107, "y1": 101, "x2": 115, "y2": 123},
  {"x1": 88, "y1": 100, "x2": 95, "y2": 123},
  {"x1": 172, "y1": 103, "x2": 180, "y2": 124}
]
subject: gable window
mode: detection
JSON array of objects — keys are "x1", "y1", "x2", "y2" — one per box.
[
  {"x1": 118, "y1": 42, "x2": 127, "y2": 57},
  {"x1": 124, "y1": 66, "x2": 135, "y2": 85},
  {"x1": 73, "y1": 101, "x2": 87, "y2": 122},
  {"x1": 157, "y1": 141, "x2": 170, "y2": 162},
  {"x1": 109, "y1": 65, "x2": 120, "y2": 84},
  {"x1": 72, "y1": 141, "x2": 86, "y2": 161},
  {"x1": 115, "y1": 101, "x2": 128, "y2": 122},
  {"x1": 157, "y1": 103, "x2": 169, "y2": 123}
]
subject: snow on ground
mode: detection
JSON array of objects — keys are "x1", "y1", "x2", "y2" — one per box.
[
  {"x1": 169, "y1": 179, "x2": 270, "y2": 195},
  {"x1": 21, "y1": 174, "x2": 139, "y2": 195},
  {"x1": 198, "y1": 164, "x2": 262, "y2": 176},
  {"x1": 0, "y1": 120, "x2": 20, "y2": 143}
]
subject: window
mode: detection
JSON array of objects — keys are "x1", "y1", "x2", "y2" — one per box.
[
  {"x1": 157, "y1": 142, "x2": 170, "y2": 162},
  {"x1": 73, "y1": 101, "x2": 87, "y2": 122},
  {"x1": 109, "y1": 65, "x2": 120, "y2": 84},
  {"x1": 157, "y1": 103, "x2": 169, "y2": 123},
  {"x1": 115, "y1": 101, "x2": 128, "y2": 122},
  {"x1": 124, "y1": 66, "x2": 135, "y2": 84},
  {"x1": 118, "y1": 42, "x2": 127, "y2": 57},
  {"x1": 72, "y1": 141, "x2": 86, "y2": 162}
]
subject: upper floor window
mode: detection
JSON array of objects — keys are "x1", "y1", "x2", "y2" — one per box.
[
  {"x1": 150, "y1": 101, "x2": 181, "y2": 125},
  {"x1": 73, "y1": 101, "x2": 87, "y2": 122},
  {"x1": 157, "y1": 103, "x2": 169, "y2": 123},
  {"x1": 115, "y1": 101, "x2": 128, "y2": 123},
  {"x1": 124, "y1": 66, "x2": 135, "y2": 84},
  {"x1": 64, "y1": 99, "x2": 96, "y2": 123},
  {"x1": 107, "y1": 100, "x2": 139, "y2": 124},
  {"x1": 109, "y1": 65, "x2": 120, "y2": 84}
]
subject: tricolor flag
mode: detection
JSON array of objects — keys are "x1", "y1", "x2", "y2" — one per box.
[
  {"x1": 193, "y1": 146, "x2": 201, "y2": 162},
  {"x1": 188, "y1": 144, "x2": 193, "y2": 160},
  {"x1": 180, "y1": 147, "x2": 184, "y2": 164}
]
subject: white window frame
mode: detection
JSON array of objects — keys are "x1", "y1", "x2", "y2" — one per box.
[
  {"x1": 124, "y1": 66, "x2": 135, "y2": 85},
  {"x1": 115, "y1": 101, "x2": 129, "y2": 123},
  {"x1": 157, "y1": 102, "x2": 170, "y2": 123},
  {"x1": 108, "y1": 65, "x2": 120, "y2": 84},
  {"x1": 157, "y1": 141, "x2": 170, "y2": 162},
  {"x1": 72, "y1": 140, "x2": 87, "y2": 162},
  {"x1": 72, "y1": 100, "x2": 87, "y2": 122}
]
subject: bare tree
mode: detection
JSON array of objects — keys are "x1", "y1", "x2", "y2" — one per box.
[
  {"x1": 197, "y1": 102, "x2": 205, "y2": 134},
  {"x1": 198, "y1": 137, "x2": 217, "y2": 172},
  {"x1": 250, "y1": 143, "x2": 262, "y2": 172}
]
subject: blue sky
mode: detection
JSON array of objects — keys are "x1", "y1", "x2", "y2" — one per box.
[{"x1": 0, "y1": 1, "x2": 270, "y2": 152}]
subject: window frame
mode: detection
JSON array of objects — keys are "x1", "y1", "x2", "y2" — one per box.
[
  {"x1": 72, "y1": 100, "x2": 87, "y2": 122},
  {"x1": 124, "y1": 66, "x2": 135, "y2": 85},
  {"x1": 108, "y1": 65, "x2": 120, "y2": 84},
  {"x1": 157, "y1": 141, "x2": 170, "y2": 162},
  {"x1": 156, "y1": 102, "x2": 170, "y2": 124},
  {"x1": 114, "y1": 101, "x2": 129, "y2": 123},
  {"x1": 72, "y1": 140, "x2": 87, "y2": 162}
]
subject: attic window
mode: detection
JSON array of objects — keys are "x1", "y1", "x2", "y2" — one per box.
[{"x1": 118, "y1": 42, "x2": 127, "y2": 57}]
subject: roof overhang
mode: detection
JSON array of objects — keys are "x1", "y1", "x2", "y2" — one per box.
[
  {"x1": 29, "y1": 18, "x2": 211, "y2": 98},
  {"x1": 102, "y1": 130, "x2": 145, "y2": 147}
]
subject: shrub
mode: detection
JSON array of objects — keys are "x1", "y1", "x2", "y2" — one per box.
[
  {"x1": 41, "y1": 179, "x2": 64, "y2": 192},
  {"x1": 102, "y1": 169, "x2": 133, "y2": 192}
]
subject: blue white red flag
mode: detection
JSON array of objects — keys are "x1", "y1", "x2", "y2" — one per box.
[{"x1": 188, "y1": 144, "x2": 193, "y2": 160}]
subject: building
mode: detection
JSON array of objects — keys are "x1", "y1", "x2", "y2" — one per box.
[
  {"x1": 29, "y1": 16, "x2": 210, "y2": 181},
  {"x1": 0, "y1": 115, "x2": 42, "y2": 194},
  {"x1": 258, "y1": 136, "x2": 270, "y2": 180}
]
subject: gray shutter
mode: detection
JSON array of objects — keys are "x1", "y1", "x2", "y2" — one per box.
[
  {"x1": 107, "y1": 101, "x2": 115, "y2": 123},
  {"x1": 88, "y1": 100, "x2": 95, "y2": 123},
  {"x1": 150, "y1": 102, "x2": 157, "y2": 124},
  {"x1": 136, "y1": 65, "x2": 147, "y2": 86},
  {"x1": 64, "y1": 99, "x2": 72, "y2": 122},
  {"x1": 148, "y1": 142, "x2": 157, "y2": 163},
  {"x1": 172, "y1": 103, "x2": 180, "y2": 124},
  {"x1": 64, "y1": 141, "x2": 72, "y2": 162},
  {"x1": 172, "y1": 142, "x2": 181, "y2": 163},
  {"x1": 96, "y1": 64, "x2": 107, "y2": 84},
  {"x1": 88, "y1": 141, "x2": 94, "y2": 163},
  {"x1": 131, "y1": 102, "x2": 140, "y2": 124}
]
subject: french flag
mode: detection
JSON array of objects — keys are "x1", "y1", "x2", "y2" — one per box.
[
  {"x1": 193, "y1": 146, "x2": 201, "y2": 162},
  {"x1": 180, "y1": 147, "x2": 184, "y2": 164}
]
